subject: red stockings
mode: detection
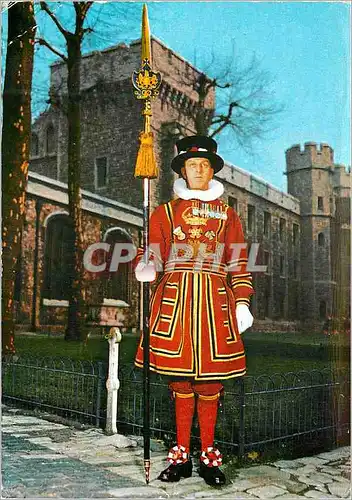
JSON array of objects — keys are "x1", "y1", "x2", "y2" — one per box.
[{"x1": 169, "y1": 380, "x2": 223, "y2": 452}]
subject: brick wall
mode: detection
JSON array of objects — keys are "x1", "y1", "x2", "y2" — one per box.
[{"x1": 16, "y1": 187, "x2": 141, "y2": 332}]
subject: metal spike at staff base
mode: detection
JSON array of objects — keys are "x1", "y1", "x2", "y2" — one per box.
[{"x1": 131, "y1": 4, "x2": 162, "y2": 485}]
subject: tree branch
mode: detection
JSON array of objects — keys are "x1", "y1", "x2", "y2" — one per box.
[
  {"x1": 37, "y1": 38, "x2": 67, "y2": 62},
  {"x1": 82, "y1": 27, "x2": 94, "y2": 35},
  {"x1": 214, "y1": 81, "x2": 231, "y2": 90},
  {"x1": 74, "y1": 2, "x2": 93, "y2": 37},
  {"x1": 210, "y1": 101, "x2": 239, "y2": 137},
  {"x1": 40, "y1": 2, "x2": 69, "y2": 38}
]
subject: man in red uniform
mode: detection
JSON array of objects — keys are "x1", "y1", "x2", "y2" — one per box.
[{"x1": 135, "y1": 136, "x2": 254, "y2": 486}]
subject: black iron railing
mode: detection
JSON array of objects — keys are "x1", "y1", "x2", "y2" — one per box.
[
  {"x1": 2, "y1": 355, "x2": 349, "y2": 459},
  {"x1": 2, "y1": 355, "x2": 107, "y2": 426},
  {"x1": 117, "y1": 366, "x2": 350, "y2": 459}
]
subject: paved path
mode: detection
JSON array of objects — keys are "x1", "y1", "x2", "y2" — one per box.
[{"x1": 1, "y1": 405, "x2": 350, "y2": 499}]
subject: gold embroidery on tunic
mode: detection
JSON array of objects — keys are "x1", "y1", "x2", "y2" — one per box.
[
  {"x1": 205, "y1": 230, "x2": 216, "y2": 240},
  {"x1": 173, "y1": 225, "x2": 186, "y2": 240},
  {"x1": 189, "y1": 227, "x2": 203, "y2": 239}
]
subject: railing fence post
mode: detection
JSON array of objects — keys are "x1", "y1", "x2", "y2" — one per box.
[
  {"x1": 96, "y1": 361, "x2": 104, "y2": 427},
  {"x1": 105, "y1": 327, "x2": 122, "y2": 434},
  {"x1": 239, "y1": 376, "x2": 245, "y2": 460}
]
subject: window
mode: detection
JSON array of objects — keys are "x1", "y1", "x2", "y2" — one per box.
[
  {"x1": 318, "y1": 196, "x2": 324, "y2": 211},
  {"x1": 279, "y1": 294, "x2": 285, "y2": 318},
  {"x1": 280, "y1": 254, "x2": 285, "y2": 276},
  {"x1": 247, "y1": 205, "x2": 255, "y2": 233},
  {"x1": 293, "y1": 294, "x2": 299, "y2": 318},
  {"x1": 43, "y1": 215, "x2": 75, "y2": 300},
  {"x1": 293, "y1": 223, "x2": 299, "y2": 246},
  {"x1": 264, "y1": 251, "x2": 271, "y2": 274},
  {"x1": 95, "y1": 157, "x2": 108, "y2": 188},
  {"x1": 264, "y1": 277, "x2": 271, "y2": 318},
  {"x1": 264, "y1": 211, "x2": 271, "y2": 236},
  {"x1": 319, "y1": 300, "x2": 327, "y2": 319},
  {"x1": 228, "y1": 196, "x2": 238, "y2": 211},
  {"x1": 293, "y1": 259, "x2": 298, "y2": 279},
  {"x1": 14, "y1": 254, "x2": 22, "y2": 301},
  {"x1": 103, "y1": 228, "x2": 132, "y2": 303},
  {"x1": 318, "y1": 232, "x2": 325, "y2": 246},
  {"x1": 279, "y1": 218, "x2": 286, "y2": 241},
  {"x1": 46, "y1": 124, "x2": 55, "y2": 155},
  {"x1": 31, "y1": 133, "x2": 39, "y2": 156}
]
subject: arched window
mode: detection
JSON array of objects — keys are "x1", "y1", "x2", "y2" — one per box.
[
  {"x1": 46, "y1": 124, "x2": 56, "y2": 155},
  {"x1": 318, "y1": 232, "x2": 325, "y2": 246},
  {"x1": 31, "y1": 133, "x2": 39, "y2": 156},
  {"x1": 319, "y1": 300, "x2": 327, "y2": 319},
  {"x1": 14, "y1": 253, "x2": 22, "y2": 302},
  {"x1": 103, "y1": 228, "x2": 133, "y2": 303},
  {"x1": 43, "y1": 214, "x2": 75, "y2": 300}
]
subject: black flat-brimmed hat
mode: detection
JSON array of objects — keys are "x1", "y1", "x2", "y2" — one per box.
[{"x1": 171, "y1": 135, "x2": 224, "y2": 174}]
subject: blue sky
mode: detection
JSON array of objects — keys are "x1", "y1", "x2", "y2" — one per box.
[{"x1": 1, "y1": 1, "x2": 351, "y2": 191}]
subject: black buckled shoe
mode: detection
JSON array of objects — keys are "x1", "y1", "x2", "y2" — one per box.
[
  {"x1": 158, "y1": 445, "x2": 192, "y2": 482},
  {"x1": 199, "y1": 447, "x2": 226, "y2": 486},
  {"x1": 157, "y1": 459, "x2": 192, "y2": 482},
  {"x1": 199, "y1": 461, "x2": 226, "y2": 486}
]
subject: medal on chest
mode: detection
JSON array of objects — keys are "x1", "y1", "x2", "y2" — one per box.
[
  {"x1": 190, "y1": 201, "x2": 227, "y2": 220},
  {"x1": 181, "y1": 201, "x2": 227, "y2": 228}
]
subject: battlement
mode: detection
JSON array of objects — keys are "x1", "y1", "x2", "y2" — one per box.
[
  {"x1": 285, "y1": 142, "x2": 334, "y2": 172},
  {"x1": 50, "y1": 36, "x2": 214, "y2": 108},
  {"x1": 218, "y1": 161, "x2": 300, "y2": 214},
  {"x1": 331, "y1": 163, "x2": 351, "y2": 192}
]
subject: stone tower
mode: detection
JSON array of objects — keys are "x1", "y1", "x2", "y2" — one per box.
[
  {"x1": 286, "y1": 142, "x2": 350, "y2": 323},
  {"x1": 30, "y1": 37, "x2": 215, "y2": 211}
]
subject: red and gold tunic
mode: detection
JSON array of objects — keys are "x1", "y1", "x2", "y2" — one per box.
[{"x1": 135, "y1": 197, "x2": 254, "y2": 381}]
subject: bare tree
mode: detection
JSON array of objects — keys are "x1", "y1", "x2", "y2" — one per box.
[
  {"x1": 2, "y1": 1, "x2": 36, "y2": 354},
  {"x1": 38, "y1": 1, "x2": 93, "y2": 341},
  {"x1": 174, "y1": 47, "x2": 283, "y2": 151}
]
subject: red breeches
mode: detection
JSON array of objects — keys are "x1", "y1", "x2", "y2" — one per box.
[{"x1": 169, "y1": 380, "x2": 223, "y2": 452}]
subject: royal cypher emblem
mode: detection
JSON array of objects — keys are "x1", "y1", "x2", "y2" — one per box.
[{"x1": 132, "y1": 59, "x2": 162, "y2": 100}]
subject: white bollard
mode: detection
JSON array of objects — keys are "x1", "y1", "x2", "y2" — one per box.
[{"x1": 105, "y1": 326, "x2": 122, "y2": 435}]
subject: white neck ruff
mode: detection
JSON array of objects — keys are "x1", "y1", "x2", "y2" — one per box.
[{"x1": 173, "y1": 178, "x2": 224, "y2": 201}]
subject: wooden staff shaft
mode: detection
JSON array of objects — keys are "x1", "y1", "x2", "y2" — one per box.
[{"x1": 142, "y1": 111, "x2": 151, "y2": 484}]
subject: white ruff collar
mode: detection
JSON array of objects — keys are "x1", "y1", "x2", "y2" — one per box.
[{"x1": 173, "y1": 178, "x2": 224, "y2": 201}]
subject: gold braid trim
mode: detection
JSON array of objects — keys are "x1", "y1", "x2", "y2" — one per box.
[
  {"x1": 198, "y1": 392, "x2": 220, "y2": 401},
  {"x1": 173, "y1": 391, "x2": 195, "y2": 399}
]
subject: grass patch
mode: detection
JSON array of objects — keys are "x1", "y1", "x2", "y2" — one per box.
[{"x1": 12, "y1": 330, "x2": 349, "y2": 377}]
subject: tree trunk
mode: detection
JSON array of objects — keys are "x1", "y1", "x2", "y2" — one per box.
[
  {"x1": 2, "y1": 2, "x2": 36, "y2": 354},
  {"x1": 194, "y1": 74, "x2": 213, "y2": 136},
  {"x1": 64, "y1": 35, "x2": 86, "y2": 341}
]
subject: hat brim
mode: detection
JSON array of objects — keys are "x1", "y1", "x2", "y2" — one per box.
[{"x1": 171, "y1": 151, "x2": 224, "y2": 174}]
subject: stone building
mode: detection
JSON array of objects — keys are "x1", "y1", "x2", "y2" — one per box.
[
  {"x1": 15, "y1": 172, "x2": 143, "y2": 333},
  {"x1": 21, "y1": 37, "x2": 350, "y2": 333},
  {"x1": 286, "y1": 142, "x2": 350, "y2": 323}
]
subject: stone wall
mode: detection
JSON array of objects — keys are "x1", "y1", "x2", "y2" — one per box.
[{"x1": 16, "y1": 174, "x2": 142, "y2": 333}]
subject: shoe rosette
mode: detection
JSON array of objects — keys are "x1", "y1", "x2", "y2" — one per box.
[
  {"x1": 200, "y1": 446, "x2": 223, "y2": 467},
  {"x1": 167, "y1": 445, "x2": 189, "y2": 465}
]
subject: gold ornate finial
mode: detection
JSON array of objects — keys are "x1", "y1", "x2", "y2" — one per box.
[
  {"x1": 141, "y1": 4, "x2": 151, "y2": 63},
  {"x1": 132, "y1": 4, "x2": 162, "y2": 178},
  {"x1": 132, "y1": 4, "x2": 161, "y2": 104}
]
